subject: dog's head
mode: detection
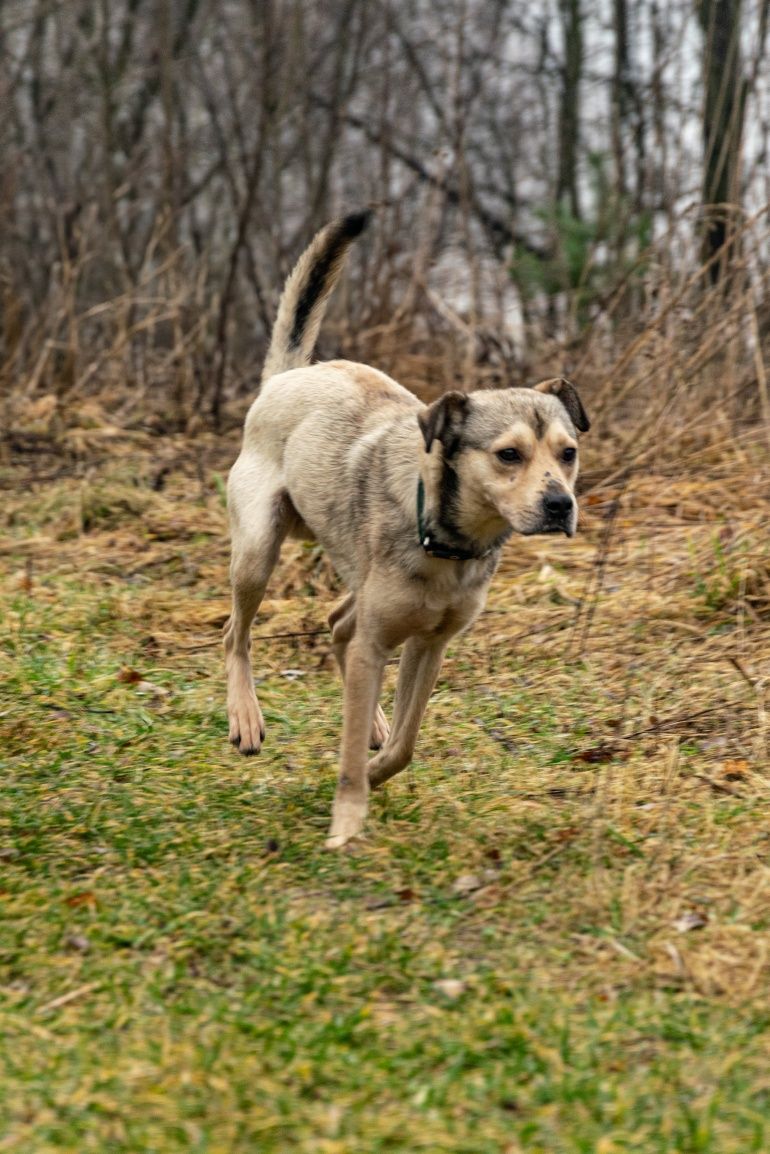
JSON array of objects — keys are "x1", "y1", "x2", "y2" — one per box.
[{"x1": 418, "y1": 379, "x2": 589, "y2": 544}]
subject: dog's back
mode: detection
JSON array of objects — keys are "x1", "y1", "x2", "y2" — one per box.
[{"x1": 240, "y1": 211, "x2": 419, "y2": 485}]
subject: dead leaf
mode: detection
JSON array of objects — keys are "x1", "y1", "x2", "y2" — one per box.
[
  {"x1": 15, "y1": 565, "x2": 33, "y2": 594},
  {"x1": 573, "y1": 743, "x2": 618, "y2": 764},
  {"x1": 452, "y1": 874, "x2": 483, "y2": 895},
  {"x1": 723, "y1": 758, "x2": 749, "y2": 781},
  {"x1": 673, "y1": 910, "x2": 707, "y2": 933},
  {"x1": 117, "y1": 667, "x2": 142, "y2": 685},
  {"x1": 433, "y1": 979, "x2": 466, "y2": 999},
  {"x1": 64, "y1": 933, "x2": 90, "y2": 952},
  {"x1": 365, "y1": 896, "x2": 394, "y2": 910},
  {"x1": 471, "y1": 884, "x2": 502, "y2": 907},
  {"x1": 136, "y1": 680, "x2": 170, "y2": 697},
  {"x1": 65, "y1": 891, "x2": 97, "y2": 909}
]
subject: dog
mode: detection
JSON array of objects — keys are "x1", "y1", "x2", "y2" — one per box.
[{"x1": 224, "y1": 211, "x2": 589, "y2": 848}]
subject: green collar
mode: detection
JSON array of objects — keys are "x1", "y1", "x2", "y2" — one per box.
[{"x1": 416, "y1": 477, "x2": 491, "y2": 562}]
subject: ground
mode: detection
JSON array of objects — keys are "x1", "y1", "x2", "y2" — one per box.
[{"x1": 1, "y1": 428, "x2": 769, "y2": 1153}]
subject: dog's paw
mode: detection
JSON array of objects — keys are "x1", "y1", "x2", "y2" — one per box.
[
  {"x1": 325, "y1": 798, "x2": 367, "y2": 850},
  {"x1": 369, "y1": 705, "x2": 390, "y2": 751},
  {"x1": 227, "y1": 692, "x2": 265, "y2": 755},
  {"x1": 325, "y1": 833, "x2": 357, "y2": 850}
]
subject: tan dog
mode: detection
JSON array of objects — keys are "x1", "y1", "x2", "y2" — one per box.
[{"x1": 225, "y1": 212, "x2": 589, "y2": 848}]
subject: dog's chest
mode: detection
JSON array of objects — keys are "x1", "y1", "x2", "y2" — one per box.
[{"x1": 416, "y1": 567, "x2": 490, "y2": 638}]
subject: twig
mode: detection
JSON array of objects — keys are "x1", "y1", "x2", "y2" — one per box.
[
  {"x1": 618, "y1": 696, "x2": 748, "y2": 742},
  {"x1": 571, "y1": 473, "x2": 629, "y2": 656},
  {"x1": 254, "y1": 628, "x2": 327, "y2": 641},
  {"x1": 692, "y1": 773, "x2": 743, "y2": 797},
  {"x1": 36, "y1": 982, "x2": 99, "y2": 1016},
  {"x1": 40, "y1": 702, "x2": 117, "y2": 715},
  {"x1": 175, "y1": 627, "x2": 329, "y2": 652},
  {"x1": 527, "y1": 842, "x2": 571, "y2": 874},
  {"x1": 727, "y1": 655, "x2": 760, "y2": 691}
]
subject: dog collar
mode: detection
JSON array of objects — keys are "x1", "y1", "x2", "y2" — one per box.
[{"x1": 416, "y1": 477, "x2": 492, "y2": 562}]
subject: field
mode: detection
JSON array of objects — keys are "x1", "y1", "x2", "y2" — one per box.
[{"x1": 1, "y1": 414, "x2": 769, "y2": 1153}]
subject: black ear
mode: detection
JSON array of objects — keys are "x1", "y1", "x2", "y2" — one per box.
[
  {"x1": 534, "y1": 377, "x2": 590, "y2": 433},
  {"x1": 417, "y1": 391, "x2": 471, "y2": 453}
]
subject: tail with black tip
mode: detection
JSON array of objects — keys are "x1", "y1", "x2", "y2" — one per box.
[{"x1": 261, "y1": 210, "x2": 371, "y2": 383}]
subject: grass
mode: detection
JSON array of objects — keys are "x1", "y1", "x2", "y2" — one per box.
[{"x1": 1, "y1": 432, "x2": 769, "y2": 1153}]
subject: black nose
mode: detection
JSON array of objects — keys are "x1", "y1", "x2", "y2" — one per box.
[{"x1": 543, "y1": 492, "x2": 573, "y2": 520}]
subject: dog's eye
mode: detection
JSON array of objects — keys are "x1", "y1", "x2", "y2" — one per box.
[
  {"x1": 561, "y1": 446, "x2": 577, "y2": 465},
  {"x1": 496, "y1": 447, "x2": 522, "y2": 464}
]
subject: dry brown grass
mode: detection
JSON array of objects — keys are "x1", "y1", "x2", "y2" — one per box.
[{"x1": 3, "y1": 380, "x2": 769, "y2": 978}]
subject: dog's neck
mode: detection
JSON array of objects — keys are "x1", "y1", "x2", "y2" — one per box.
[
  {"x1": 416, "y1": 475, "x2": 507, "y2": 562},
  {"x1": 416, "y1": 476, "x2": 481, "y2": 560}
]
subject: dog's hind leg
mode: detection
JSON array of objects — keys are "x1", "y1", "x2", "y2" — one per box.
[
  {"x1": 367, "y1": 637, "x2": 447, "y2": 789},
  {"x1": 328, "y1": 594, "x2": 390, "y2": 750},
  {"x1": 224, "y1": 482, "x2": 291, "y2": 755}
]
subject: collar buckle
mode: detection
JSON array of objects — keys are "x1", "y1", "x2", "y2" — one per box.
[{"x1": 417, "y1": 477, "x2": 488, "y2": 562}]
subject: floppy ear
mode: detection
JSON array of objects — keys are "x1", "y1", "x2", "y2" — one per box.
[
  {"x1": 417, "y1": 391, "x2": 470, "y2": 453},
  {"x1": 534, "y1": 377, "x2": 590, "y2": 433}
]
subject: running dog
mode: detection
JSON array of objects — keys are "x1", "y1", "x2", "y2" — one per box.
[{"x1": 224, "y1": 212, "x2": 589, "y2": 847}]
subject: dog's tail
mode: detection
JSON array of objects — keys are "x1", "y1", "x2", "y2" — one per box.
[{"x1": 261, "y1": 210, "x2": 371, "y2": 384}]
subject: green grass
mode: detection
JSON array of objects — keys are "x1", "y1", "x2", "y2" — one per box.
[{"x1": 1, "y1": 462, "x2": 769, "y2": 1152}]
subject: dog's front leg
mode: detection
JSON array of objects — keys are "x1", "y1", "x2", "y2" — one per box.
[
  {"x1": 326, "y1": 636, "x2": 386, "y2": 849},
  {"x1": 367, "y1": 637, "x2": 447, "y2": 789},
  {"x1": 329, "y1": 594, "x2": 390, "y2": 750}
]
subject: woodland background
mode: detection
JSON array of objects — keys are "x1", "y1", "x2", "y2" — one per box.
[{"x1": 2, "y1": 0, "x2": 770, "y2": 434}]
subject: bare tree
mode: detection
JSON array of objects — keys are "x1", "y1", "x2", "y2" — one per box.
[
  {"x1": 698, "y1": 0, "x2": 746, "y2": 280},
  {"x1": 1, "y1": 0, "x2": 770, "y2": 427},
  {"x1": 556, "y1": 0, "x2": 583, "y2": 219}
]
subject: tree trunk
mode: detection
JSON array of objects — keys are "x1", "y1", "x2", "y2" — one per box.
[
  {"x1": 611, "y1": 0, "x2": 629, "y2": 201},
  {"x1": 698, "y1": 0, "x2": 746, "y2": 281},
  {"x1": 557, "y1": 0, "x2": 582, "y2": 219}
]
